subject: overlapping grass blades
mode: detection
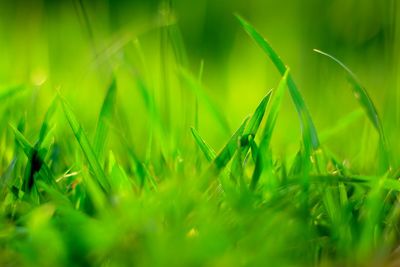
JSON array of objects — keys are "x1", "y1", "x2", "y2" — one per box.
[
  {"x1": 251, "y1": 70, "x2": 289, "y2": 190},
  {"x1": 60, "y1": 95, "x2": 110, "y2": 192},
  {"x1": 236, "y1": 15, "x2": 320, "y2": 152}
]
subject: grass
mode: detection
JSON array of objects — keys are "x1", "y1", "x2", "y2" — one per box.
[{"x1": 0, "y1": 6, "x2": 400, "y2": 267}]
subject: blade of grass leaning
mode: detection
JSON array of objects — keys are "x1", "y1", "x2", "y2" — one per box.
[
  {"x1": 179, "y1": 68, "x2": 230, "y2": 135},
  {"x1": 251, "y1": 70, "x2": 289, "y2": 190},
  {"x1": 214, "y1": 116, "x2": 249, "y2": 170},
  {"x1": 236, "y1": 14, "x2": 319, "y2": 151},
  {"x1": 243, "y1": 91, "x2": 272, "y2": 138},
  {"x1": 0, "y1": 85, "x2": 25, "y2": 102},
  {"x1": 190, "y1": 127, "x2": 217, "y2": 162},
  {"x1": 231, "y1": 91, "x2": 271, "y2": 178},
  {"x1": 37, "y1": 96, "x2": 59, "y2": 147},
  {"x1": 314, "y1": 49, "x2": 390, "y2": 169},
  {"x1": 93, "y1": 78, "x2": 117, "y2": 164},
  {"x1": 10, "y1": 125, "x2": 34, "y2": 158},
  {"x1": 60, "y1": 96, "x2": 110, "y2": 192}
]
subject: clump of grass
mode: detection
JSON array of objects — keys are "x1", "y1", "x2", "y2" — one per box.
[{"x1": 0, "y1": 12, "x2": 399, "y2": 267}]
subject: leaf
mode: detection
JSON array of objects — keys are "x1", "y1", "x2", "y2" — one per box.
[
  {"x1": 250, "y1": 70, "x2": 289, "y2": 190},
  {"x1": 60, "y1": 96, "x2": 109, "y2": 192},
  {"x1": 231, "y1": 91, "x2": 271, "y2": 179},
  {"x1": 179, "y1": 68, "x2": 230, "y2": 135},
  {"x1": 37, "y1": 96, "x2": 59, "y2": 148},
  {"x1": 236, "y1": 14, "x2": 319, "y2": 151},
  {"x1": 0, "y1": 85, "x2": 25, "y2": 102},
  {"x1": 93, "y1": 78, "x2": 117, "y2": 164},
  {"x1": 214, "y1": 116, "x2": 249, "y2": 170},
  {"x1": 314, "y1": 49, "x2": 390, "y2": 169},
  {"x1": 10, "y1": 126, "x2": 53, "y2": 192},
  {"x1": 191, "y1": 127, "x2": 217, "y2": 162}
]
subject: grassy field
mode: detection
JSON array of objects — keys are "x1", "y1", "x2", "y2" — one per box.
[{"x1": 1, "y1": 1, "x2": 400, "y2": 266}]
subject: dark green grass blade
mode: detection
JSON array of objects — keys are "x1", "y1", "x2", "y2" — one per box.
[
  {"x1": 93, "y1": 78, "x2": 117, "y2": 164},
  {"x1": 179, "y1": 68, "x2": 230, "y2": 135},
  {"x1": 236, "y1": 14, "x2": 319, "y2": 150},
  {"x1": 214, "y1": 116, "x2": 249, "y2": 170},
  {"x1": 251, "y1": 71, "x2": 289, "y2": 190},
  {"x1": 243, "y1": 91, "x2": 272, "y2": 138},
  {"x1": 10, "y1": 126, "x2": 53, "y2": 192},
  {"x1": 190, "y1": 127, "x2": 217, "y2": 162},
  {"x1": 60, "y1": 96, "x2": 109, "y2": 192},
  {"x1": 314, "y1": 49, "x2": 390, "y2": 169},
  {"x1": 10, "y1": 125, "x2": 33, "y2": 158},
  {"x1": 261, "y1": 69, "x2": 290, "y2": 148},
  {"x1": 231, "y1": 91, "x2": 271, "y2": 179},
  {"x1": 0, "y1": 85, "x2": 25, "y2": 102}
]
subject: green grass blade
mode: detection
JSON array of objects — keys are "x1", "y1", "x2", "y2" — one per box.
[
  {"x1": 179, "y1": 68, "x2": 230, "y2": 135},
  {"x1": 214, "y1": 116, "x2": 249, "y2": 170},
  {"x1": 37, "y1": 96, "x2": 59, "y2": 147},
  {"x1": 0, "y1": 85, "x2": 25, "y2": 102},
  {"x1": 10, "y1": 126, "x2": 53, "y2": 192},
  {"x1": 190, "y1": 127, "x2": 217, "y2": 162},
  {"x1": 60, "y1": 96, "x2": 109, "y2": 192},
  {"x1": 236, "y1": 14, "x2": 319, "y2": 150},
  {"x1": 243, "y1": 91, "x2": 272, "y2": 138},
  {"x1": 314, "y1": 49, "x2": 390, "y2": 169},
  {"x1": 231, "y1": 91, "x2": 271, "y2": 179},
  {"x1": 261, "y1": 69, "x2": 290, "y2": 148},
  {"x1": 93, "y1": 78, "x2": 117, "y2": 164},
  {"x1": 250, "y1": 70, "x2": 289, "y2": 190},
  {"x1": 10, "y1": 125, "x2": 33, "y2": 158}
]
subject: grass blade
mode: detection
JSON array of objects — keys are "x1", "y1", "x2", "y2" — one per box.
[
  {"x1": 37, "y1": 96, "x2": 59, "y2": 148},
  {"x1": 60, "y1": 96, "x2": 109, "y2": 192},
  {"x1": 231, "y1": 91, "x2": 272, "y2": 178},
  {"x1": 243, "y1": 91, "x2": 272, "y2": 138},
  {"x1": 0, "y1": 85, "x2": 25, "y2": 102},
  {"x1": 251, "y1": 70, "x2": 289, "y2": 190},
  {"x1": 314, "y1": 49, "x2": 390, "y2": 169},
  {"x1": 214, "y1": 116, "x2": 249, "y2": 170},
  {"x1": 190, "y1": 127, "x2": 217, "y2": 162},
  {"x1": 93, "y1": 78, "x2": 117, "y2": 164},
  {"x1": 236, "y1": 14, "x2": 319, "y2": 150},
  {"x1": 179, "y1": 68, "x2": 230, "y2": 135}
]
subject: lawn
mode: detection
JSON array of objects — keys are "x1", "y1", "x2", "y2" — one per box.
[{"x1": 0, "y1": 1, "x2": 400, "y2": 266}]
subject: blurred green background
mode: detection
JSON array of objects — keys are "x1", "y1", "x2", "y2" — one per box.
[{"x1": 0, "y1": 0, "x2": 399, "y2": 171}]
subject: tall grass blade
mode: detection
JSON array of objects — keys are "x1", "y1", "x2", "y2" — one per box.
[
  {"x1": 251, "y1": 70, "x2": 289, "y2": 190},
  {"x1": 179, "y1": 68, "x2": 230, "y2": 135},
  {"x1": 93, "y1": 78, "x2": 117, "y2": 164},
  {"x1": 314, "y1": 49, "x2": 390, "y2": 169},
  {"x1": 60, "y1": 96, "x2": 109, "y2": 192},
  {"x1": 236, "y1": 14, "x2": 319, "y2": 150}
]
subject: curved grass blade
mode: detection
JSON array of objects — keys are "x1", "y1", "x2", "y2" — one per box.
[
  {"x1": 314, "y1": 49, "x2": 390, "y2": 169},
  {"x1": 190, "y1": 127, "x2": 216, "y2": 162},
  {"x1": 236, "y1": 14, "x2": 319, "y2": 150},
  {"x1": 93, "y1": 78, "x2": 117, "y2": 164},
  {"x1": 60, "y1": 96, "x2": 109, "y2": 192}
]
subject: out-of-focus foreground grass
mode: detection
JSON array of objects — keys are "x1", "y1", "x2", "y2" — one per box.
[{"x1": 1, "y1": 0, "x2": 400, "y2": 266}]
